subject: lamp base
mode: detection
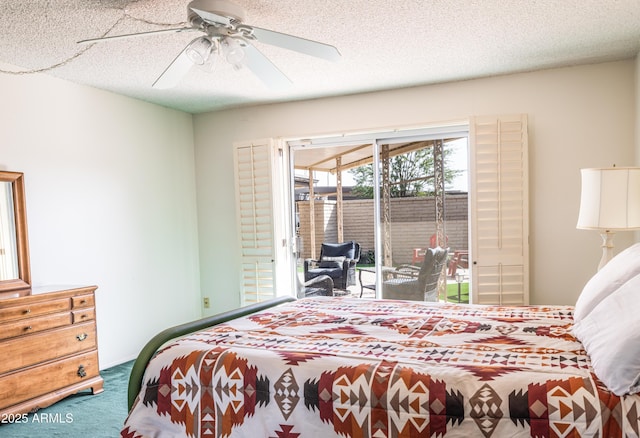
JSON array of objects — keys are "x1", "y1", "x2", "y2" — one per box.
[{"x1": 598, "y1": 230, "x2": 615, "y2": 271}]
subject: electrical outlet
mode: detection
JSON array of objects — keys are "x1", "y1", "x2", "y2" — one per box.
[{"x1": 203, "y1": 297, "x2": 210, "y2": 308}]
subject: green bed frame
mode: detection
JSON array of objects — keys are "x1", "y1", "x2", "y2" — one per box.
[{"x1": 127, "y1": 296, "x2": 297, "y2": 410}]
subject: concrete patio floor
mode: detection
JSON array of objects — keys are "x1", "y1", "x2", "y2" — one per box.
[{"x1": 331, "y1": 267, "x2": 470, "y2": 302}]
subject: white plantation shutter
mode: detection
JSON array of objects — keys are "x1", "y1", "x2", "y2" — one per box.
[
  {"x1": 470, "y1": 115, "x2": 529, "y2": 305},
  {"x1": 234, "y1": 140, "x2": 277, "y2": 305}
]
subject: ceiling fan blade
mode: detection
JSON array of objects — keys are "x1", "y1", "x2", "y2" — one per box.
[
  {"x1": 152, "y1": 47, "x2": 194, "y2": 89},
  {"x1": 190, "y1": 7, "x2": 233, "y2": 27},
  {"x1": 249, "y1": 26, "x2": 341, "y2": 62},
  {"x1": 78, "y1": 27, "x2": 196, "y2": 45},
  {"x1": 241, "y1": 42, "x2": 292, "y2": 90}
]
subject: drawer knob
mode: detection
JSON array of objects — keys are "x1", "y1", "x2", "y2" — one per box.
[
  {"x1": 76, "y1": 333, "x2": 88, "y2": 341},
  {"x1": 23, "y1": 308, "x2": 31, "y2": 314},
  {"x1": 77, "y1": 365, "x2": 87, "y2": 378},
  {"x1": 24, "y1": 326, "x2": 33, "y2": 331}
]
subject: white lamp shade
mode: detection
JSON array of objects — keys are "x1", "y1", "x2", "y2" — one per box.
[{"x1": 577, "y1": 167, "x2": 640, "y2": 230}]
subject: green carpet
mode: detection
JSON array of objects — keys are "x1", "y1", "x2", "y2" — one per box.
[{"x1": 1, "y1": 360, "x2": 133, "y2": 438}]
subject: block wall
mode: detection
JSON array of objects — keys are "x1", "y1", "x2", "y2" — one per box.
[{"x1": 297, "y1": 193, "x2": 468, "y2": 265}]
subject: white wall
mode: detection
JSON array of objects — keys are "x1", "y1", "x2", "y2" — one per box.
[
  {"x1": 0, "y1": 68, "x2": 201, "y2": 368},
  {"x1": 636, "y1": 53, "x2": 640, "y2": 164},
  {"x1": 194, "y1": 59, "x2": 637, "y2": 309},
  {"x1": 635, "y1": 53, "x2": 640, "y2": 243}
]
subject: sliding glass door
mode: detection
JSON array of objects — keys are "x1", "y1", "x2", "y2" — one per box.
[
  {"x1": 374, "y1": 137, "x2": 469, "y2": 302},
  {"x1": 288, "y1": 124, "x2": 469, "y2": 301},
  {"x1": 290, "y1": 142, "x2": 376, "y2": 298}
]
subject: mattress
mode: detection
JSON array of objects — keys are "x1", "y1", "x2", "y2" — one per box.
[{"x1": 121, "y1": 297, "x2": 640, "y2": 437}]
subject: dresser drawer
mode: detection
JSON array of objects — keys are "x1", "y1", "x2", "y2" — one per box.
[
  {"x1": 71, "y1": 294, "x2": 94, "y2": 309},
  {"x1": 0, "y1": 322, "x2": 97, "y2": 375},
  {"x1": 72, "y1": 307, "x2": 95, "y2": 324},
  {"x1": 0, "y1": 312, "x2": 72, "y2": 341},
  {"x1": 0, "y1": 298, "x2": 71, "y2": 322},
  {"x1": 0, "y1": 350, "x2": 100, "y2": 411}
]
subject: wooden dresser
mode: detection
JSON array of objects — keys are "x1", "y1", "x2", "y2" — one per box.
[{"x1": 0, "y1": 285, "x2": 104, "y2": 415}]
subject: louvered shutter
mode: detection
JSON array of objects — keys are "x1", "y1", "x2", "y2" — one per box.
[
  {"x1": 234, "y1": 140, "x2": 277, "y2": 305},
  {"x1": 470, "y1": 115, "x2": 529, "y2": 305}
]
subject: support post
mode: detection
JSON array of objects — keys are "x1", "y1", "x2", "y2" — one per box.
[
  {"x1": 382, "y1": 144, "x2": 392, "y2": 267},
  {"x1": 336, "y1": 157, "x2": 344, "y2": 243},
  {"x1": 308, "y1": 168, "x2": 316, "y2": 259},
  {"x1": 433, "y1": 140, "x2": 447, "y2": 299}
]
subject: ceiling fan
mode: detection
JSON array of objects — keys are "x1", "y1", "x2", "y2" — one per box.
[{"x1": 78, "y1": 0, "x2": 341, "y2": 90}]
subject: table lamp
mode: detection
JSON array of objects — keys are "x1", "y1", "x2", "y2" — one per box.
[{"x1": 577, "y1": 167, "x2": 640, "y2": 270}]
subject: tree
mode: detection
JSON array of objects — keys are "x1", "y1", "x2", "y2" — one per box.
[{"x1": 350, "y1": 145, "x2": 460, "y2": 198}]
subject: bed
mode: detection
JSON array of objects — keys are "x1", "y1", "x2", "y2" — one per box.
[
  {"x1": 121, "y1": 242, "x2": 640, "y2": 438},
  {"x1": 121, "y1": 268, "x2": 640, "y2": 438}
]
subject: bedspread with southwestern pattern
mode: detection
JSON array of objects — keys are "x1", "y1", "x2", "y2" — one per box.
[{"x1": 121, "y1": 297, "x2": 640, "y2": 437}]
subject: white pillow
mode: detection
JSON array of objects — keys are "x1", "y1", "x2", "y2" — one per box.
[
  {"x1": 572, "y1": 272, "x2": 640, "y2": 396},
  {"x1": 573, "y1": 242, "x2": 640, "y2": 322}
]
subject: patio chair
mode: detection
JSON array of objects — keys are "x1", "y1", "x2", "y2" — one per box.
[
  {"x1": 382, "y1": 246, "x2": 449, "y2": 302},
  {"x1": 304, "y1": 241, "x2": 361, "y2": 290},
  {"x1": 297, "y1": 275, "x2": 335, "y2": 298},
  {"x1": 448, "y1": 250, "x2": 469, "y2": 276},
  {"x1": 412, "y1": 234, "x2": 448, "y2": 263}
]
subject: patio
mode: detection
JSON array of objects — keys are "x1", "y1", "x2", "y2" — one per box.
[
  {"x1": 294, "y1": 137, "x2": 469, "y2": 303},
  {"x1": 299, "y1": 264, "x2": 470, "y2": 304},
  {"x1": 352, "y1": 266, "x2": 470, "y2": 303}
]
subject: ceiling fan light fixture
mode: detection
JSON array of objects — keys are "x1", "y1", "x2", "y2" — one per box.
[
  {"x1": 185, "y1": 36, "x2": 214, "y2": 65},
  {"x1": 221, "y1": 37, "x2": 246, "y2": 70},
  {"x1": 79, "y1": 0, "x2": 341, "y2": 89}
]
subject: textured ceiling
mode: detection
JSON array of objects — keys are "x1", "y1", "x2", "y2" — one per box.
[{"x1": 1, "y1": 0, "x2": 639, "y2": 114}]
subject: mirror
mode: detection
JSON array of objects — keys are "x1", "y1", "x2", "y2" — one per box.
[{"x1": 0, "y1": 171, "x2": 30, "y2": 296}]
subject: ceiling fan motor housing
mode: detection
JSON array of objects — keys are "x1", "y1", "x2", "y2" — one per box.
[{"x1": 187, "y1": 0, "x2": 246, "y2": 25}]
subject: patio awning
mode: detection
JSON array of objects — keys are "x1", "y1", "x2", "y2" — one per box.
[{"x1": 294, "y1": 140, "x2": 447, "y2": 174}]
